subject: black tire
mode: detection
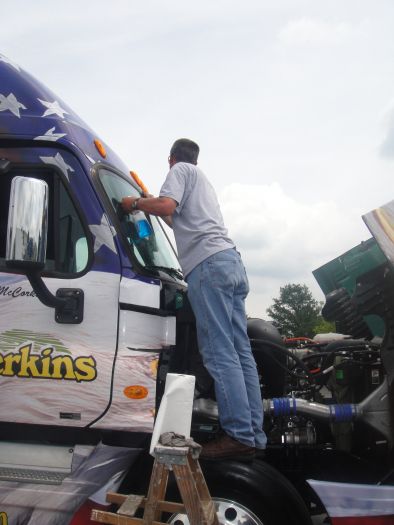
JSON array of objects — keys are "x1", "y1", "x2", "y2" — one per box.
[{"x1": 168, "y1": 459, "x2": 312, "y2": 525}]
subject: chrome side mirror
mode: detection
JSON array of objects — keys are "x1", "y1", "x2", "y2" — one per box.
[
  {"x1": 6, "y1": 176, "x2": 48, "y2": 270},
  {"x1": 5, "y1": 176, "x2": 84, "y2": 323}
]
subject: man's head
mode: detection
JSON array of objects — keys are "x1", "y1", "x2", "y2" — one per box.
[{"x1": 169, "y1": 138, "x2": 199, "y2": 166}]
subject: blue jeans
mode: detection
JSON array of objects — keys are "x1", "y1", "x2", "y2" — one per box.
[{"x1": 186, "y1": 248, "x2": 267, "y2": 449}]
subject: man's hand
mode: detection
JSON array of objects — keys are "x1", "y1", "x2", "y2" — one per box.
[
  {"x1": 122, "y1": 195, "x2": 177, "y2": 217},
  {"x1": 121, "y1": 192, "x2": 155, "y2": 214},
  {"x1": 121, "y1": 196, "x2": 138, "y2": 214}
]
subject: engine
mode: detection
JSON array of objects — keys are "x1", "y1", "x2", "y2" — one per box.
[
  {"x1": 249, "y1": 247, "x2": 394, "y2": 461},
  {"x1": 258, "y1": 331, "x2": 385, "y2": 451}
]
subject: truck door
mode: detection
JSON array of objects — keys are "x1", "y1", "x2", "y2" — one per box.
[{"x1": 0, "y1": 146, "x2": 120, "y2": 428}]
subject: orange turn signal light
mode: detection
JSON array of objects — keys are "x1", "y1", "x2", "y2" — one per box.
[
  {"x1": 94, "y1": 139, "x2": 107, "y2": 158},
  {"x1": 123, "y1": 385, "x2": 149, "y2": 400}
]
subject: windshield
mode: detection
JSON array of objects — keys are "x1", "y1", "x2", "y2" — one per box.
[{"x1": 98, "y1": 169, "x2": 182, "y2": 276}]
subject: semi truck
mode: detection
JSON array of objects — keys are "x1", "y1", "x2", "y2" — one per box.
[{"x1": 0, "y1": 54, "x2": 393, "y2": 525}]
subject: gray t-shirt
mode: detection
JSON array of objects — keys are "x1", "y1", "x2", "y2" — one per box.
[{"x1": 159, "y1": 162, "x2": 235, "y2": 277}]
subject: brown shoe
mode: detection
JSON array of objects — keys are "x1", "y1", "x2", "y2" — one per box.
[{"x1": 200, "y1": 434, "x2": 255, "y2": 462}]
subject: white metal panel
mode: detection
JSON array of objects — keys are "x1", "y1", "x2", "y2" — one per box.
[{"x1": 119, "y1": 276, "x2": 160, "y2": 308}]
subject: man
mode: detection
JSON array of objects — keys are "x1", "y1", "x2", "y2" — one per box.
[{"x1": 122, "y1": 138, "x2": 266, "y2": 461}]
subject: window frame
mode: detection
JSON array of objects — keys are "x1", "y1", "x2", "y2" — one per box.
[
  {"x1": 92, "y1": 163, "x2": 181, "y2": 280},
  {"x1": 0, "y1": 162, "x2": 93, "y2": 278}
]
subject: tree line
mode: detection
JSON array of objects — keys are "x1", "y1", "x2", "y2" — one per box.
[{"x1": 266, "y1": 283, "x2": 334, "y2": 338}]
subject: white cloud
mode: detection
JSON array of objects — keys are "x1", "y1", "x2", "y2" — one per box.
[
  {"x1": 278, "y1": 18, "x2": 352, "y2": 46},
  {"x1": 219, "y1": 182, "x2": 369, "y2": 318},
  {"x1": 379, "y1": 100, "x2": 394, "y2": 159}
]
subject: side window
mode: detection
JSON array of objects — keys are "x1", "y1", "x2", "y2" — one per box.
[
  {"x1": 0, "y1": 168, "x2": 88, "y2": 275},
  {"x1": 57, "y1": 182, "x2": 88, "y2": 273},
  {"x1": 98, "y1": 168, "x2": 181, "y2": 274}
]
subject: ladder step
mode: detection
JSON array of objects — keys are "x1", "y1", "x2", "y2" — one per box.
[
  {"x1": 106, "y1": 493, "x2": 186, "y2": 514},
  {"x1": 91, "y1": 509, "x2": 165, "y2": 525},
  {"x1": 117, "y1": 494, "x2": 145, "y2": 517}
]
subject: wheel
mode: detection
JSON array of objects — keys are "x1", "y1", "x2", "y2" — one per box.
[
  {"x1": 167, "y1": 459, "x2": 312, "y2": 525},
  {"x1": 168, "y1": 497, "x2": 262, "y2": 524}
]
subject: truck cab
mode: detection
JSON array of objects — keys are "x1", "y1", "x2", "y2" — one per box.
[
  {"x1": 0, "y1": 55, "x2": 317, "y2": 525},
  {"x1": 0, "y1": 55, "x2": 189, "y2": 523}
]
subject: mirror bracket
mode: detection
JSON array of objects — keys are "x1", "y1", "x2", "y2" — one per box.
[
  {"x1": 55, "y1": 288, "x2": 84, "y2": 324},
  {"x1": 27, "y1": 271, "x2": 84, "y2": 324}
]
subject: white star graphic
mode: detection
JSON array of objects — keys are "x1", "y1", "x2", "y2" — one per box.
[
  {"x1": 89, "y1": 214, "x2": 117, "y2": 254},
  {"x1": 38, "y1": 98, "x2": 68, "y2": 119},
  {"x1": 34, "y1": 127, "x2": 67, "y2": 142},
  {"x1": 40, "y1": 152, "x2": 74, "y2": 181},
  {"x1": 0, "y1": 93, "x2": 26, "y2": 118},
  {"x1": 0, "y1": 54, "x2": 21, "y2": 71}
]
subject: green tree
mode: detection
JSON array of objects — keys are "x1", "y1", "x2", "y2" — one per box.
[
  {"x1": 266, "y1": 284, "x2": 321, "y2": 338},
  {"x1": 313, "y1": 313, "x2": 336, "y2": 335}
]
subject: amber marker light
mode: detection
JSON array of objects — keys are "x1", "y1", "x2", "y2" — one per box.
[
  {"x1": 124, "y1": 385, "x2": 149, "y2": 399},
  {"x1": 94, "y1": 139, "x2": 107, "y2": 158},
  {"x1": 130, "y1": 170, "x2": 149, "y2": 195}
]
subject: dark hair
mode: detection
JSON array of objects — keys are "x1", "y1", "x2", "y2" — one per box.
[{"x1": 170, "y1": 138, "x2": 199, "y2": 165}]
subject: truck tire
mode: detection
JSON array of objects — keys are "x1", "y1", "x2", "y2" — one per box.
[{"x1": 168, "y1": 459, "x2": 312, "y2": 525}]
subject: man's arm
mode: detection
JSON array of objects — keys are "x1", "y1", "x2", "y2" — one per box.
[
  {"x1": 121, "y1": 196, "x2": 176, "y2": 227},
  {"x1": 161, "y1": 214, "x2": 173, "y2": 228}
]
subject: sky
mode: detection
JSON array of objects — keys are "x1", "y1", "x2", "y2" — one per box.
[{"x1": 1, "y1": 0, "x2": 393, "y2": 319}]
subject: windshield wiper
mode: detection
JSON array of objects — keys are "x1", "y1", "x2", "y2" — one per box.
[{"x1": 145, "y1": 265, "x2": 184, "y2": 280}]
